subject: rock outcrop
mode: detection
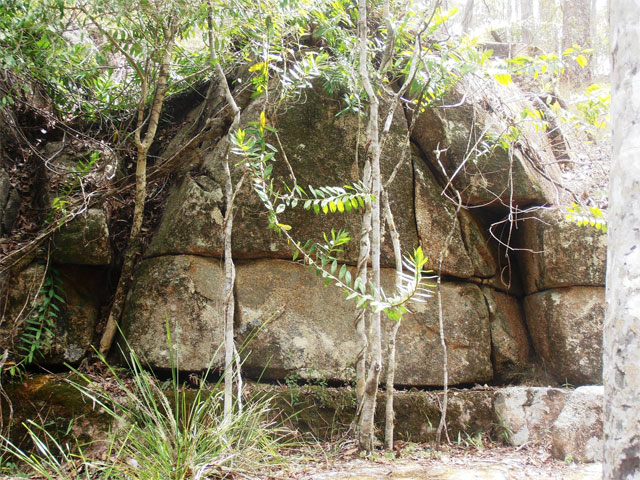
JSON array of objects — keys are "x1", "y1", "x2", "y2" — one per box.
[
  {"x1": 1, "y1": 77, "x2": 605, "y2": 395},
  {"x1": 147, "y1": 91, "x2": 418, "y2": 267},
  {"x1": 410, "y1": 78, "x2": 560, "y2": 208},
  {"x1": 52, "y1": 208, "x2": 113, "y2": 266},
  {"x1": 119, "y1": 255, "x2": 226, "y2": 372},
  {"x1": 517, "y1": 208, "x2": 607, "y2": 294},
  {"x1": 0, "y1": 263, "x2": 105, "y2": 365},
  {"x1": 524, "y1": 287, "x2": 604, "y2": 385},
  {"x1": 494, "y1": 386, "x2": 569, "y2": 446},
  {"x1": 482, "y1": 287, "x2": 530, "y2": 379},
  {"x1": 552, "y1": 386, "x2": 604, "y2": 462}
]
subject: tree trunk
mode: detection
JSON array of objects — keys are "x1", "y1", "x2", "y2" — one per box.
[
  {"x1": 604, "y1": 3, "x2": 640, "y2": 478},
  {"x1": 99, "y1": 37, "x2": 175, "y2": 355},
  {"x1": 461, "y1": 0, "x2": 474, "y2": 34},
  {"x1": 222, "y1": 154, "x2": 236, "y2": 424},
  {"x1": 520, "y1": 0, "x2": 533, "y2": 43},
  {"x1": 561, "y1": 0, "x2": 592, "y2": 88},
  {"x1": 209, "y1": 4, "x2": 243, "y2": 423},
  {"x1": 590, "y1": 0, "x2": 597, "y2": 49},
  {"x1": 357, "y1": 0, "x2": 382, "y2": 453},
  {"x1": 383, "y1": 192, "x2": 402, "y2": 451},
  {"x1": 98, "y1": 147, "x2": 147, "y2": 355},
  {"x1": 354, "y1": 159, "x2": 372, "y2": 408}
]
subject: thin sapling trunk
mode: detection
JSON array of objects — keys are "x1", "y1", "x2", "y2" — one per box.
[
  {"x1": 99, "y1": 33, "x2": 175, "y2": 355},
  {"x1": 357, "y1": 0, "x2": 382, "y2": 452},
  {"x1": 209, "y1": 6, "x2": 244, "y2": 422}
]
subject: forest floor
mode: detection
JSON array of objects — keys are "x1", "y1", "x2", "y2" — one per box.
[
  {"x1": 0, "y1": 443, "x2": 603, "y2": 479},
  {"x1": 278, "y1": 442, "x2": 602, "y2": 480}
]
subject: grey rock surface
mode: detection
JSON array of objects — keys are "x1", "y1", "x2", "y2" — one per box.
[
  {"x1": 149, "y1": 90, "x2": 417, "y2": 267},
  {"x1": 493, "y1": 386, "x2": 569, "y2": 446},
  {"x1": 235, "y1": 259, "x2": 492, "y2": 386},
  {"x1": 0, "y1": 263, "x2": 104, "y2": 365},
  {"x1": 482, "y1": 287, "x2": 531, "y2": 378},
  {"x1": 410, "y1": 80, "x2": 558, "y2": 208},
  {"x1": 52, "y1": 208, "x2": 113, "y2": 265},
  {"x1": 517, "y1": 208, "x2": 607, "y2": 294},
  {"x1": 524, "y1": 287, "x2": 604, "y2": 385},
  {"x1": 119, "y1": 255, "x2": 225, "y2": 371},
  {"x1": 552, "y1": 385, "x2": 603, "y2": 463}
]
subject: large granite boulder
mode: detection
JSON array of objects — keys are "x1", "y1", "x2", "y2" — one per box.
[
  {"x1": 493, "y1": 386, "x2": 569, "y2": 446},
  {"x1": 482, "y1": 287, "x2": 530, "y2": 378},
  {"x1": 145, "y1": 175, "x2": 225, "y2": 258},
  {"x1": 148, "y1": 90, "x2": 418, "y2": 267},
  {"x1": 552, "y1": 386, "x2": 603, "y2": 462},
  {"x1": 524, "y1": 287, "x2": 604, "y2": 385},
  {"x1": 410, "y1": 79, "x2": 559, "y2": 208},
  {"x1": 122, "y1": 256, "x2": 492, "y2": 385},
  {"x1": 235, "y1": 259, "x2": 492, "y2": 386},
  {"x1": 0, "y1": 263, "x2": 104, "y2": 365},
  {"x1": 119, "y1": 255, "x2": 225, "y2": 371},
  {"x1": 517, "y1": 208, "x2": 607, "y2": 294},
  {"x1": 459, "y1": 210, "x2": 498, "y2": 278},
  {"x1": 414, "y1": 155, "x2": 474, "y2": 278},
  {"x1": 52, "y1": 208, "x2": 113, "y2": 265}
]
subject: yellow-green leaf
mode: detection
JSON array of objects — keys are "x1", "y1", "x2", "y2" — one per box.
[
  {"x1": 494, "y1": 73, "x2": 513, "y2": 86},
  {"x1": 575, "y1": 55, "x2": 588, "y2": 68}
]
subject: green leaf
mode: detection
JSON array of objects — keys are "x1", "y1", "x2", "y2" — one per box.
[{"x1": 338, "y1": 264, "x2": 346, "y2": 280}]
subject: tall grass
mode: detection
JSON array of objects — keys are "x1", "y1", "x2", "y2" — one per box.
[{"x1": 0, "y1": 335, "x2": 288, "y2": 480}]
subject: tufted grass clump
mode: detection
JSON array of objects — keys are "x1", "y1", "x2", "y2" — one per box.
[{"x1": 0, "y1": 337, "x2": 288, "y2": 480}]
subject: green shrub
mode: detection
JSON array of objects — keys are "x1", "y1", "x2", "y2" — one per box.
[{"x1": 1, "y1": 336, "x2": 288, "y2": 480}]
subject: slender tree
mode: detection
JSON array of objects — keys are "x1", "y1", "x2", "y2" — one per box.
[
  {"x1": 93, "y1": 1, "x2": 191, "y2": 355},
  {"x1": 356, "y1": 0, "x2": 383, "y2": 452},
  {"x1": 560, "y1": 0, "x2": 592, "y2": 88},
  {"x1": 520, "y1": 0, "x2": 533, "y2": 43},
  {"x1": 461, "y1": 0, "x2": 474, "y2": 34}
]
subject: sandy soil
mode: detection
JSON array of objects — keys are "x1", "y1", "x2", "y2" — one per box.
[{"x1": 279, "y1": 443, "x2": 602, "y2": 480}]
